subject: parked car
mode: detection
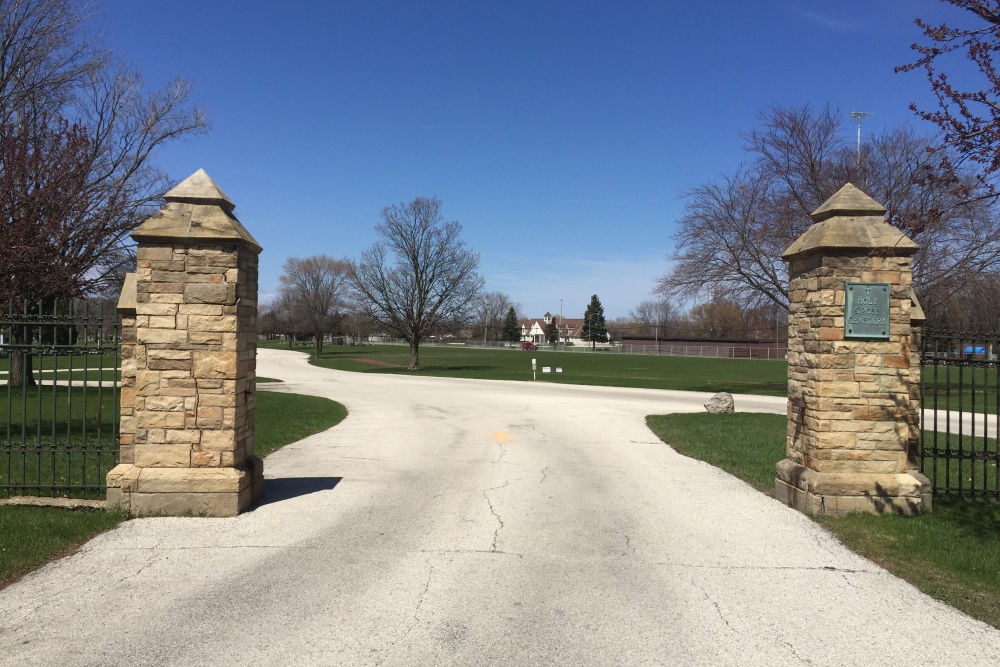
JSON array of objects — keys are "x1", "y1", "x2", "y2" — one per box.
[{"x1": 521, "y1": 342, "x2": 537, "y2": 350}]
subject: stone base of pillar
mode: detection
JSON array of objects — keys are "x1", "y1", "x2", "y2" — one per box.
[
  {"x1": 775, "y1": 459, "x2": 932, "y2": 516},
  {"x1": 106, "y1": 457, "x2": 264, "y2": 517}
]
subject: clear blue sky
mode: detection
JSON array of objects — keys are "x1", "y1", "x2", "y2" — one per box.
[{"x1": 98, "y1": 0, "x2": 953, "y2": 318}]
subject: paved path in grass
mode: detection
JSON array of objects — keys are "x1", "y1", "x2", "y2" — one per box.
[{"x1": 2, "y1": 348, "x2": 1000, "y2": 666}]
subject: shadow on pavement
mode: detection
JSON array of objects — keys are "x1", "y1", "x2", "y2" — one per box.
[{"x1": 253, "y1": 476, "x2": 342, "y2": 508}]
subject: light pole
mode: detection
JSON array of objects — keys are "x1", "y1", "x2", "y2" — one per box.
[{"x1": 851, "y1": 111, "x2": 874, "y2": 168}]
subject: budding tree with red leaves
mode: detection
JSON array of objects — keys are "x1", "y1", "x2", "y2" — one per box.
[
  {"x1": 898, "y1": 1, "x2": 1000, "y2": 175},
  {"x1": 1, "y1": 118, "x2": 127, "y2": 303},
  {"x1": 0, "y1": 0, "x2": 208, "y2": 306},
  {"x1": 0, "y1": 0, "x2": 208, "y2": 386}
]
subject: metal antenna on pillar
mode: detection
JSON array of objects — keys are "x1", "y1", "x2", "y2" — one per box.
[{"x1": 850, "y1": 111, "x2": 874, "y2": 167}]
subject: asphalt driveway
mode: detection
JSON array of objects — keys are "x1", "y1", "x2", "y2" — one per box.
[{"x1": 1, "y1": 348, "x2": 998, "y2": 666}]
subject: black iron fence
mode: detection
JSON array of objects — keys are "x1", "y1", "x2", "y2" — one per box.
[
  {"x1": 1, "y1": 300, "x2": 120, "y2": 499},
  {"x1": 920, "y1": 330, "x2": 1000, "y2": 500}
]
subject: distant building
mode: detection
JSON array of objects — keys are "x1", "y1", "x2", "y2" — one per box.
[{"x1": 518, "y1": 312, "x2": 587, "y2": 345}]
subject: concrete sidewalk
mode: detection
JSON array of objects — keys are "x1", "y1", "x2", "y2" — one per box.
[{"x1": 1, "y1": 348, "x2": 997, "y2": 666}]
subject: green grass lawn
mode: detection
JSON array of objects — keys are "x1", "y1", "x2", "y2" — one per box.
[
  {"x1": 922, "y1": 364, "x2": 1000, "y2": 415},
  {"x1": 0, "y1": 389, "x2": 347, "y2": 588},
  {"x1": 0, "y1": 352, "x2": 119, "y2": 387},
  {"x1": 646, "y1": 412, "x2": 1000, "y2": 629},
  {"x1": 922, "y1": 430, "x2": 1000, "y2": 498},
  {"x1": 0, "y1": 505, "x2": 125, "y2": 585},
  {"x1": 253, "y1": 389, "x2": 347, "y2": 458},
  {"x1": 1, "y1": 385, "x2": 119, "y2": 499},
  {"x1": 292, "y1": 343, "x2": 788, "y2": 396}
]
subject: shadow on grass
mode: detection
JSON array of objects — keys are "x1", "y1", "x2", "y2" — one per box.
[
  {"x1": 254, "y1": 476, "x2": 342, "y2": 508},
  {"x1": 935, "y1": 498, "x2": 1000, "y2": 541}
]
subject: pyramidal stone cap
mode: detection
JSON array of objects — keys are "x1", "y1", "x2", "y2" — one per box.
[
  {"x1": 132, "y1": 168, "x2": 262, "y2": 253},
  {"x1": 782, "y1": 183, "x2": 918, "y2": 261},
  {"x1": 163, "y1": 168, "x2": 235, "y2": 212}
]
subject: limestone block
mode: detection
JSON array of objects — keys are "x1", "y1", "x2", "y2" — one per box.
[
  {"x1": 185, "y1": 282, "x2": 232, "y2": 305},
  {"x1": 135, "y1": 467, "x2": 245, "y2": 493},
  {"x1": 179, "y1": 303, "x2": 224, "y2": 316},
  {"x1": 200, "y1": 430, "x2": 236, "y2": 451},
  {"x1": 192, "y1": 451, "x2": 221, "y2": 467},
  {"x1": 164, "y1": 429, "x2": 203, "y2": 444},
  {"x1": 150, "y1": 269, "x2": 186, "y2": 283},
  {"x1": 196, "y1": 406, "x2": 224, "y2": 429},
  {"x1": 815, "y1": 382, "x2": 860, "y2": 398},
  {"x1": 137, "y1": 328, "x2": 187, "y2": 345},
  {"x1": 188, "y1": 331, "x2": 224, "y2": 345},
  {"x1": 142, "y1": 281, "x2": 185, "y2": 294},
  {"x1": 136, "y1": 408, "x2": 187, "y2": 429},
  {"x1": 136, "y1": 303, "x2": 179, "y2": 316},
  {"x1": 137, "y1": 246, "x2": 174, "y2": 261},
  {"x1": 198, "y1": 393, "x2": 237, "y2": 408},
  {"x1": 192, "y1": 350, "x2": 237, "y2": 378},
  {"x1": 134, "y1": 444, "x2": 192, "y2": 467},
  {"x1": 188, "y1": 314, "x2": 237, "y2": 332},
  {"x1": 147, "y1": 315, "x2": 178, "y2": 329},
  {"x1": 128, "y1": 491, "x2": 241, "y2": 517},
  {"x1": 149, "y1": 293, "x2": 185, "y2": 304},
  {"x1": 143, "y1": 395, "x2": 186, "y2": 412}
]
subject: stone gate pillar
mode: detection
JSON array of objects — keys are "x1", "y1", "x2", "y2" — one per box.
[
  {"x1": 775, "y1": 183, "x2": 931, "y2": 516},
  {"x1": 107, "y1": 169, "x2": 264, "y2": 517}
]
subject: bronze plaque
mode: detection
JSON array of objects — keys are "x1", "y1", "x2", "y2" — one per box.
[{"x1": 844, "y1": 282, "x2": 890, "y2": 339}]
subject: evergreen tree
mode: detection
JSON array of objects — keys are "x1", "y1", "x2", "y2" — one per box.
[
  {"x1": 583, "y1": 294, "x2": 609, "y2": 349},
  {"x1": 501, "y1": 306, "x2": 521, "y2": 343},
  {"x1": 544, "y1": 318, "x2": 559, "y2": 344}
]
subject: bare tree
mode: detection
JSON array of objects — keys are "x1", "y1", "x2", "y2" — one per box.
[
  {"x1": 349, "y1": 197, "x2": 483, "y2": 370},
  {"x1": 630, "y1": 299, "x2": 680, "y2": 337},
  {"x1": 0, "y1": 0, "x2": 209, "y2": 306},
  {"x1": 682, "y1": 297, "x2": 746, "y2": 339},
  {"x1": 278, "y1": 255, "x2": 349, "y2": 358},
  {"x1": 658, "y1": 104, "x2": 1000, "y2": 313},
  {"x1": 340, "y1": 311, "x2": 378, "y2": 345},
  {"x1": 472, "y1": 291, "x2": 517, "y2": 341},
  {"x1": 605, "y1": 316, "x2": 632, "y2": 344}
]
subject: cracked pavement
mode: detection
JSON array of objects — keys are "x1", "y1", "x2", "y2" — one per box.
[{"x1": 2, "y1": 348, "x2": 1000, "y2": 666}]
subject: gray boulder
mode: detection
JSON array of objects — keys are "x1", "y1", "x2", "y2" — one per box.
[{"x1": 704, "y1": 392, "x2": 735, "y2": 414}]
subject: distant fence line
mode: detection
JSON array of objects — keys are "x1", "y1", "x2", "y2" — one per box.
[{"x1": 326, "y1": 338, "x2": 788, "y2": 360}]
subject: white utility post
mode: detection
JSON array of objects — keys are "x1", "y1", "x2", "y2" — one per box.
[{"x1": 850, "y1": 111, "x2": 874, "y2": 167}]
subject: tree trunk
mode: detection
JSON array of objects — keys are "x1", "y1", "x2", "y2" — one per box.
[
  {"x1": 409, "y1": 340, "x2": 419, "y2": 370},
  {"x1": 315, "y1": 332, "x2": 324, "y2": 358},
  {"x1": 9, "y1": 350, "x2": 36, "y2": 387}
]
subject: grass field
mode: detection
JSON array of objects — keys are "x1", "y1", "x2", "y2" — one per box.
[
  {"x1": 1, "y1": 385, "x2": 119, "y2": 499},
  {"x1": 0, "y1": 351, "x2": 120, "y2": 376},
  {"x1": 646, "y1": 412, "x2": 1000, "y2": 629},
  {"x1": 923, "y1": 364, "x2": 1000, "y2": 414},
  {"x1": 0, "y1": 389, "x2": 347, "y2": 587},
  {"x1": 277, "y1": 342, "x2": 789, "y2": 396},
  {"x1": 254, "y1": 389, "x2": 347, "y2": 458}
]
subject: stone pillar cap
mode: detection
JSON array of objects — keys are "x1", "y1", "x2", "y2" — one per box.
[
  {"x1": 910, "y1": 289, "x2": 926, "y2": 325},
  {"x1": 782, "y1": 183, "x2": 918, "y2": 261},
  {"x1": 117, "y1": 273, "x2": 137, "y2": 312},
  {"x1": 132, "y1": 169, "x2": 262, "y2": 253},
  {"x1": 809, "y1": 183, "x2": 886, "y2": 222},
  {"x1": 163, "y1": 168, "x2": 235, "y2": 212}
]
